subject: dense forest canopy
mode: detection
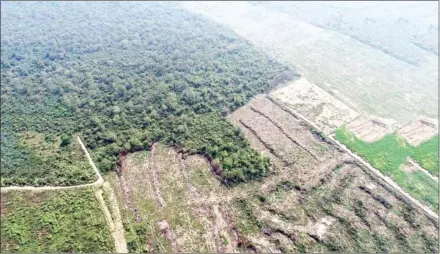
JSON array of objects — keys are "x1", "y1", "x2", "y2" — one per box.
[{"x1": 1, "y1": 2, "x2": 293, "y2": 186}]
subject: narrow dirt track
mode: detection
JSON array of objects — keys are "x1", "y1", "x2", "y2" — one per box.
[
  {"x1": 1, "y1": 137, "x2": 129, "y2": 253},
  {"x1": 267, "y1": 95, "x2": 439, "y2": 221},
  {"x1": 100, "y1": 182, "x2": 129, "y2": 253},
  {"x1": 1, "y1": 137, "x2": 103, "y2": 192},
  {"x1": 408, "y1": 158, "x2": 439, "y2": 182}
]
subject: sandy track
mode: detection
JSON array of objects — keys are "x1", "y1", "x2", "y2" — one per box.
[
  {"x1": 1, "y1": 137, "x2": 129, "y2": 253},
  {"x1": 95, "y1": 186, "x2": 128, "y2": 253},
  {"x1": 1, "y1": 137, "x2": 103, "y2": 192}
]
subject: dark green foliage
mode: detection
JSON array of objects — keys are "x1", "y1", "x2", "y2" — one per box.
[
  {"x1": 1, "y1": 2, "x2": 292, "y2": 186},
  {"x1": 0, "y1": 190, "x2": 114, "y2": 252}
]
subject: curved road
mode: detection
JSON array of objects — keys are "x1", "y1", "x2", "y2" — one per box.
[
  {"x1": 1, "y1": 137, "x2": 103, "y2": 192},
  {"x1": 0, "y1": 137, "x2": 128, "y2": 253}
]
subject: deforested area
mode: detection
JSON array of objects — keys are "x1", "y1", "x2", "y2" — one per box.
[
  {"x1": 1, "y1": 1, "x2": 438, "y2": 253},
  {"x1": 227, "y1": 95, "x2": 438, "y2": 253}
]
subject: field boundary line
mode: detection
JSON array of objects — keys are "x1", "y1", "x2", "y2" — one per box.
[
  {"x1": 408, "y1": 158, "x2": 439, "y2": 182},
  {"x1": 1, "y1": 137, "x2": 103, "y2": 192},
  {"x1": 267, "y1": 95, "x2": 439, "y2": 221}
]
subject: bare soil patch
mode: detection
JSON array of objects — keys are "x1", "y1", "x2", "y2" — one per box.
[
  {"x1": 103, "y1": 94, "x2": 438, "y2": 252},
  {"x1": 226, "y1": 95, "x2": 439, "y2": 252},
  {"x1": 270, "y1": 76, "x2": 360, "y2": 135},
  {"x1": 346, "y1": 115, "x2": 393, "y2": 143},
  {"x1": 400, "y1": 162, "x2": 419, "y2": 173},
  {"x1": 398, "y1": 119, "x2": 438, "y2": 146}
]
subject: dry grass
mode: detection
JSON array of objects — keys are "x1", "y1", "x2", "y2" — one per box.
[
  {"x1": 346, "y1": 116, "x2": 393, "y2": 143},
  {"x1": 271, "y1": 77, "x2": 360, "y2": 134}
]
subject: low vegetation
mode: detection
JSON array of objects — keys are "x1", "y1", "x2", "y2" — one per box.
[
  {"x1": 0, "y1": 189, "x2": 114, "y2": 252},
  {"x1": 335, "y1": 126, "x2": 438, "y2": 211},
  {"x1": 412, "y1": 135, "x2": 439, "y2": 176}
]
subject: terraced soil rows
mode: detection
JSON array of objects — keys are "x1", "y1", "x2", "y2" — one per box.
[
  {"x1": 106, "y1": 145, "x2": 248, "y2": 253},
  {"x1": 227, "y1": 95, "x2": 439, "y2": 253},
  {"x1": 101, "y1": 94, "x2": 438, "y2": 252}
]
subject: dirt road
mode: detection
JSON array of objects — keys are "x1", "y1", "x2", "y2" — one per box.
[
  {"x1": 267, "y1": 95, "x2": 439, "y2": 221},
  {"x1": 96, "y1": 183, "x2": 129, "y2": 253},
  {"x1": 1, "y1": 137, "x2": 129, "y2": 253},
  {"x1": 1, "y1": 137, "x2": 103, "y2": 192},
  {"x1": 408, "y1": 158, "x2": 439, "y2": 182}
]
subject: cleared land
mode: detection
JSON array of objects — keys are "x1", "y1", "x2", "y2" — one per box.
[
  {"x1": 335, "y1": 127, "x2": 439, "y2": 211},
  {"x1": 271, "y1": 77, "x2": 360, "y2": 134},
  {"x1": 398, "y1": 119, "x2": 438, "y2": 146},
  {"x1": 105, "y1": 145, "x2": 247, "y2": 253},
  {"x1": 0, "y1": 189, "x2": 114, "y2": 253},
  {"x1": 104, "y1": 95, "x2": 438, "y2": 252},
  {"x1": 346, "y1": 116, "x2": 393, "y2": 143},
  {"x1": 227, "y1": 95, "x2": 438, "y2": 252}
]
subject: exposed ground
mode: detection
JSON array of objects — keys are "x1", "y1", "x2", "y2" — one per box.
[
  {"x1": 227, "y1": 95, "x2": 438, "y2": 252},
  {"x1": 271, "y1": 77, "x2": 360, "y2": 134},
  {"x1": 346, "y1": 115, "x2": 393, "y2": 143},
  {"x1": 106, "y1": 145, "x2": 249, "y2": 253},
  {"x1": 103, "y1": 94, "x2": 438, "y2": 253},
  {"x1": 398, "y1": 119, "x2": 438, "y2": 146}
]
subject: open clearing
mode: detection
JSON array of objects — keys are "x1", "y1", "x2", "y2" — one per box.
[
  {"x1": 271, "y1": 77, "x2": 360, "y2": 134},
  {"x1": 104, "y1": 94, "x2": 438, "y2": 252},
  {"x1": 346, "y1": 116, "x2": 393, "y2": 143},
  {"x1": 182, "y1": 1, "x2": 438, "y2": 124},
  {"x1": 398, "y1": 119, "x2": 438, "y2": 146},
  {"x1": 227, "y1": 95, "x2": 438, "y2": 252}
]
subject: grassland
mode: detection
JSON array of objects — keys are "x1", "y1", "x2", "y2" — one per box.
[
  {"x1": 335, "y1": 126, "x2": 438, "y2": 212},
  {"x1": 413, "y1": 135, "x2": 439, "y2": 176},
  {"x1": 0, "y1": 189, "x2": 114, "y2": 253}
]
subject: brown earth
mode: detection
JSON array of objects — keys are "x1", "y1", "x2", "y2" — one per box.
[
  {"x1": 270, "y1": 77, "x2": 360, "y2": 134},
  {"x1": 104, "y1": 95, "x2": 438, "y2": 253},
  {"x1": 346, "y1": 115, "x2": 393, "y2": 143},
  {"x1": 398, "y1": 119, "x2": 438, "y2": 146},
  {"x1": 226, "y1": 95, "x2": 438, "y2": 253}
]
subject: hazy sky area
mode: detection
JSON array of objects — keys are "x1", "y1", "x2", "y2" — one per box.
[{"x1": 183, "y1": 1, "x2": 439, "y2": 123}]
